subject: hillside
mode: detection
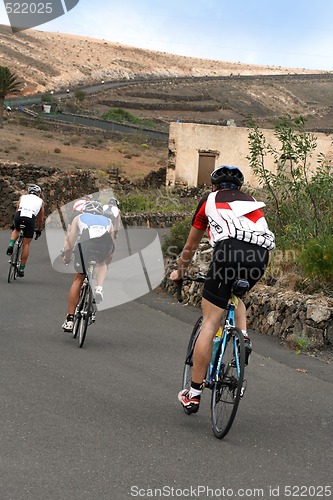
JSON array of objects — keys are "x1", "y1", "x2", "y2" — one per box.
[
  {"x1": 82, "y1": 73, "x2": 333, "y2": 131},
  {"x1": 0, "y1": 24, "x2": 327, "y2": 94},
  {"x1": 1, "y1": 24, "x2": 333, "y2": 178}
]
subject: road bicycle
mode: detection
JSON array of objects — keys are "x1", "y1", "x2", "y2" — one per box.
[
  {"x1": 71, "y1": 243, "x2": 99, "y2": 348},
  {"x1": 7, "y1": 225, "x2": 40, "y2": 283},
  {"x1": 177, "y1": 274, "x2": 249, "y2": 439}
]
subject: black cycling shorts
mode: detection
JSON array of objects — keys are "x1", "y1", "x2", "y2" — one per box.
[
  {"x1": 73, "y1": 233, "x2": 114, "y2": 274},
  {"x1": 14, "y1": 212, "x2": 36, "y2": 239},
  {"x1": 202, "y1": 238, "x2": 269, "y2": 309}
]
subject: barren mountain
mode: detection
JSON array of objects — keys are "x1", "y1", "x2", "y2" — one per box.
[{"x1": 0, "y1": 24, "x2": 327, "y2": 94}]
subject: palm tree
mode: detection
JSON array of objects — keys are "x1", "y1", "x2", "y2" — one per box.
[{"x1": 0, "y1": 66, "x2": 22, "y2": 127}]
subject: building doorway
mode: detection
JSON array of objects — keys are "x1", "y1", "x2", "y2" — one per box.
[{"x1": 197, "y1": 153, "x2": 217, "y2": 185}]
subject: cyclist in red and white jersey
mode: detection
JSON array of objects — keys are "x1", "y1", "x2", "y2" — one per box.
[
  {"x1": 170, "y1": 165, "x2": 275, "y2": 414},
  {"x1": 6, "y1": 184, "x2": 44, "y2": 277}
]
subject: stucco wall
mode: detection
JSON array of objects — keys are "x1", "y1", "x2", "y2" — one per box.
[{"x1": 166, "y1": 122, "x2": 333, "y2": 187}]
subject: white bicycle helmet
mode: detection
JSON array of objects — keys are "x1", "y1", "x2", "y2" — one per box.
[
  {"x1": 83, "y1": 200, "x2": 104, "y2": 215},
  {"x1": 28, "y1": 184, "x2": 42, "y2": 196},
  {"x1": 108, "y1": 197, "x2": 120, "y2": 208}
]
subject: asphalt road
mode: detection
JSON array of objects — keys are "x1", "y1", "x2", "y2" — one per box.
[{"x1": 0, "y1": 230, "x2": 332, "y2": 500}]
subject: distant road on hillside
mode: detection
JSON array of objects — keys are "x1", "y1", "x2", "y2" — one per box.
[
  {"x1": 44, "y1": 113, "x2": 168, "y2": 139},
  {"x1": 7, "y1": 72, "x2": 333, "y2": 107}
]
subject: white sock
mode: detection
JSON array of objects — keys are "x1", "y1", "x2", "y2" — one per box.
[{"x1": 189, "y1": 387, "x2": 202, "y2": 398}]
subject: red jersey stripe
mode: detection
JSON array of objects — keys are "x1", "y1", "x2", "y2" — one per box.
[
  {"x1": 245, "y1": 209, "x2": 264, "y2": 223},
  {"x1": 215, "y1": 202, "x2": 232, "y2": 210}
]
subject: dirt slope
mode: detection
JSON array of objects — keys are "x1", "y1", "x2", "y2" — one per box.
[{"x1": 0, "y1": 24, "x2": 326, "y2": 94}]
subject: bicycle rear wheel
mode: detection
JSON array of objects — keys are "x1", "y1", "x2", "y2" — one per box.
[
  {"x1": 72, "y1": 286, "x2": 86, "y2": 339},
  {"x1": 15, "y1": 242, "x2": 23, "y2": 280},
  {"x1": 7, "y1": 251, "x2": 16, "y2": 283},
  {"x1": 182, "y1": 317, "x2": 202, "y2": 393},
  {"x1": 77, "y1": 286, "x2": 92, "y2": 348},
  {"x1": 7, "y1": 242, "x2": 21, "y2": 283},
  {"x1": 211, "y1": 327, "x2": 245, "y2": 439}
]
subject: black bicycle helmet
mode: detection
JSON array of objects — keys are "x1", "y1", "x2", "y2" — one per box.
[
  {"x1": 211, "y1": 165, "x2": 244, "y2": 187},
  {"x1": 28, "y1": 184, "x2": 42, "y2": 196},
  {"x1": 83, "y1": 200, "x2": 104, "y2": 215}
]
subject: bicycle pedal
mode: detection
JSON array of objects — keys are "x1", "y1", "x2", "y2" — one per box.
[
  {"x1": 240, "y1": 379, "x2": 247, "y2": 398},
  {"x1": 203, "y1": 378, "x2": 212, "y2": 389}
]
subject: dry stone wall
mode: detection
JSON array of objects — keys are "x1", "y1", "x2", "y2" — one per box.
[
  {"x1": 0, "y1": 162, "x2": 97, "y2": 227},
  {"x1": 162, "y1": 241, "x2": 333, "y2": 349}
]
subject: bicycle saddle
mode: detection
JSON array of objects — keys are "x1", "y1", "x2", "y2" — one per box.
[{"x1": 231, "y1": 279, "x2": 249, "y2": 297}]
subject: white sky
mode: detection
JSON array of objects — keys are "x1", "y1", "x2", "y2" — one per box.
[{"x1": 0, "y1": 0, "x2": 332, "y2": 71}]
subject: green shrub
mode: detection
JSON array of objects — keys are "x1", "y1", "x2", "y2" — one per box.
[
  {"x1": 74, "y1": 90, "x2": 86, "y2": 101},
  {"x1": 121, "y1": 194, "x2": 155, "y2": 213},
  {"x1": 101, "y1": 108, "x2": 156, "y2": 129},
  {"x1": 298, "y1": 236, "x2": 333, "y2": 282},
  {"x1": 162, "y1": 217, "x2": 192, "y2": 258},
  {"x1": 247, "y1": 117, "x2": 333, "y2": 250},
  {"x1": 41, "y1": 93, "x2": 53, "y2": 103}
]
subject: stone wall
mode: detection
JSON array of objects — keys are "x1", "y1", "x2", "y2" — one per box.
[
  {"x1": 122, "y1": 212, "x2": 188, "y2": 228},
  {"x1": 0, "y1": 162, "x2": 97, "y2": 227},
  {"x1": 162, "y1": 242, "x2": 333, "y2": 349}
]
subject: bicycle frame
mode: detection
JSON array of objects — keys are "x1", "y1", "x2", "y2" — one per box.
[
  {"x1": 72, "y1": 243, "x2": 98, "y2": 347},
  {"x1": 205, "y1": 296, "x2": 240, "y2": 386},
  {"x1": 8, "y1": 227, "x2": 24, "y2": 283},
  {"x1": 179, "y1": 274, "x2": 248, "y2": 438}
]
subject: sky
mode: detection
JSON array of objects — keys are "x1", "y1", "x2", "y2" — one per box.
[{"x1": 0, "y1": 0, "x2": 333, "y2": 71}]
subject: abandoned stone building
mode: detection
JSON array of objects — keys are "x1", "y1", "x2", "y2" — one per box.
[{"x1": 166, "y1": 122, "x2": 333, "y2": 188}]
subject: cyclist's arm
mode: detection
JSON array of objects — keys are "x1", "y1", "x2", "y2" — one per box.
[
  {"x1": 63, "y1": 216, "x2": 79, "y2": 260},
  {"x1": 16, "y1": 196, "x2": 21, "y2": 211},
  {"x1": 170, "y1": 226, "x2": 205, "y2": 281},
  {"x1": 113, "y1": 213, "x2": 121, "y2": 240},
  {"x1": 37, "y1": 202, "x2": 44, "y2": 230}
]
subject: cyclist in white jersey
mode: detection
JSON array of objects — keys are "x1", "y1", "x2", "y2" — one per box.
[
  {"x1": 103, "y1": 197, "x2": 121, "y2": 239},
  {"x1": 6, "y1": 184, "x2": 44, "y2": 277},
  {"x1": 62, "y1": 200, "x2": 116, "y2": 333}
]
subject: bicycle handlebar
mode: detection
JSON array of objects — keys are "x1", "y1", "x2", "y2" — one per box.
[{"x1": 174, "y1": 273, "x2": 207, "y2": 303}]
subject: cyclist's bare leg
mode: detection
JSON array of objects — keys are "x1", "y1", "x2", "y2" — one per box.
[
  {"x1": 21, "y1": 238, "x2": 32, "y2": 265},
  {"x1": 192, "y1": 297, "x2": 247, "y2": 384},
  {"x1": 67, "y1": 273, "x2": 85, "y2": 315},
  {"x1": 95, "y1": 261, "x2": 107, "y2": 287},
  {"x1": 192, "y1": 297, "x2": 224, "y2": 384},
  {"x1": 234, "y1": 298, "x2": 246, "y2": 331},
  {"x1": 9, "y1": 229, "x2": 20, "y2": 241}
]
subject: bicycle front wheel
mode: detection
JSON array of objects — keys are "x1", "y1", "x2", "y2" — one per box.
[
  {"x1": 182, "y1": 317, "x2": 202, "y2": 393},
  {"x1": 211, "y1": 327, "x2": 245, "y2": 439},
  {"x1": 77, "y1": 286, "x2": 92, "y2": 348}
]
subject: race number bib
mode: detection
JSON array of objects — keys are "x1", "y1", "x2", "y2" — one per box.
[
  {"x1": 88, "y1": 225, "x2": 107, "y2": 239},
  {"x1": 20, "y1": 208, "x2": 33, "y2": 218}
]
